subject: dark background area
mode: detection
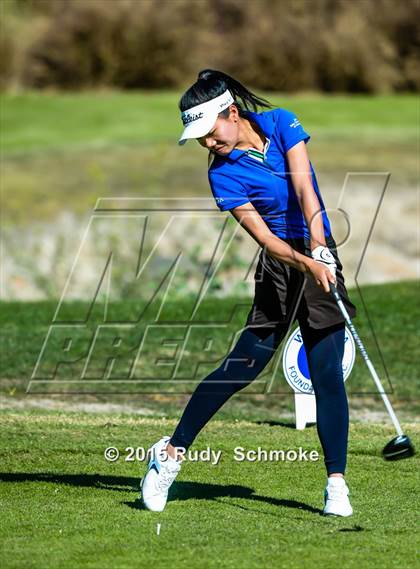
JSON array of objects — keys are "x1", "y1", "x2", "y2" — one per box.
[{"x1": 1, "y1": 0, "x2": 419, "y2": 93}]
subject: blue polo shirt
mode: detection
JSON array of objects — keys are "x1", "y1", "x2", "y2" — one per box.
[{"x1": 208, "y1": 108, "x2": 332, "y2": 240}]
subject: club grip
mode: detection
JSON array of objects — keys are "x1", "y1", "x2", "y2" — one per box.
[{"x1": 329, "y1": 282, "x2": 339, "y2": 298}]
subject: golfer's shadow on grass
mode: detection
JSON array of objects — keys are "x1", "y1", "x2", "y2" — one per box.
[
  {"x1": 254, "y1": 420, "x2": 308, "y2": 429},
  {"x1": 0, "y1": 472, "x2": 322, "y2": 515},
  {"x1": 129, "y1": 481, "x2": 323, "y2": 516}
]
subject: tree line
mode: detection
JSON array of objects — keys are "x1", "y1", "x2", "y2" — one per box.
[{"x1": 1, "y1": 0, "x2": 419, "y2": 92}]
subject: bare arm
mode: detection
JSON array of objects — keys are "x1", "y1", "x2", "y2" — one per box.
[
  {"x1": 229, "y1": 202, "x2": 335, "y2": 292},
  {"x1": 286, "y1": 140, "x2": 326, "y2": 251}
]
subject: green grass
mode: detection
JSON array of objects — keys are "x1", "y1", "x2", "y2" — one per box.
[
  {"x1": 2, "y1": 91, "x2": 419, "y2": 568},
  {"x1": 1, "y1": 281, "x2": 419, "y2": 415},
  {"x1": 1, "y1": 279, "x2": 419, "y2": 566},
  {"x1": 1, "y1": 92, "x2": 418, "y2": 223},
  {"x1": 2, "y1": 92, "x2": 418, "y2": 154},
  {"x1": 0, "y1": 409, "x2": 418, "y2": 569}
]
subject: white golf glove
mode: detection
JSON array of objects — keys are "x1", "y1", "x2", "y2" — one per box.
[{"x1": 311, "y1": 245, "x2": 337, "y2": 278}]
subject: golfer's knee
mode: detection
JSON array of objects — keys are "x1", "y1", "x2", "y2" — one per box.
[
  {"x1": 311, "y1": 361, "x2": 345, "y2": 394},
  {"x1": 223, "y1": 339, "x2": 275, "y2": 381}
]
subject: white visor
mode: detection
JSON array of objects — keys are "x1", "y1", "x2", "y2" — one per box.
[{"x1": 178, "y1": 89, "x2": 234, "y2": 145}]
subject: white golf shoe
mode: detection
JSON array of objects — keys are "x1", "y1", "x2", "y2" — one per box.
[
  {"x1": 323, "y1": 477, "x2": 353, "y2": 517},
  {"x1": 140, "y1": 436, "x2": 181, "y2": 512}
]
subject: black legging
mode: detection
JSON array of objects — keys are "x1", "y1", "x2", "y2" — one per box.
[{"x1": 170, "y1": 320, "x2": 348, "y2": 474}]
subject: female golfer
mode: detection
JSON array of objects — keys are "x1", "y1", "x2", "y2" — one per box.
[{"x1": 141, "y1": 69, "x2": 357, "y2": 516}]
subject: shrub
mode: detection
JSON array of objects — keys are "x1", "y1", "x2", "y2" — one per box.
[{"x1": 1, "y1": 0, "x2": 418, "y2": 92}]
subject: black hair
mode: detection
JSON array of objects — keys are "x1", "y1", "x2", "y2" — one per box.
[{"x1": 179, "y1": 69, "x2": 273, "y2": 117}]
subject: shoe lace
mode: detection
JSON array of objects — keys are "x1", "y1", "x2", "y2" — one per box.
[{"x1": 327, "y1": 485, "x2": 348, "y2": 501}]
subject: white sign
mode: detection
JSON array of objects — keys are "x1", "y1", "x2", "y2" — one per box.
[{"x1": 282, "y1": 326, "x2": 355, "y2": 429}]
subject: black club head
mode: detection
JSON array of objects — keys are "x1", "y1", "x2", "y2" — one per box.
[{"x1": 383, "y1": 435, "x2": 415, "y2": 461}]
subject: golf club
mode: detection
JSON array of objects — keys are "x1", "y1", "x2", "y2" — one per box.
[{"x1": 329, "y1": 282, "x2": 415, "y2": 461}]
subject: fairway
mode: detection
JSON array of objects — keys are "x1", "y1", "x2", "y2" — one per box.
[
  {"x1": 0, "y1": 410, "x2": 418, "y2": 569},
  {"x1": 2, "y1": 93, "x2": 418, "y2": 225}
]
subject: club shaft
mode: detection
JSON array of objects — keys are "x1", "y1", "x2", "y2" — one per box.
[{"x1": 330, "y1": 284, "x2": 403, "y2": 437}]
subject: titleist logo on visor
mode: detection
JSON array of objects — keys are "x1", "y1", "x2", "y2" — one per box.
[{"x1": 182, "y1": 111, "x2": 204, "y2": 126}]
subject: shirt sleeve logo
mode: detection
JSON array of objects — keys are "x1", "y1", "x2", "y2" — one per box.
[{"x1": 289, "y1": 118, "x2": 301, "y2": 128}]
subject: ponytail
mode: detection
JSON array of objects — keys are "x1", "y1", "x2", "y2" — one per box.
[{"x1": 179, "y1": 69, "x2": 273, "y2": 116}]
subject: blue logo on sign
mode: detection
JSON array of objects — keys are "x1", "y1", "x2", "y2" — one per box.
[{"x1": 282, "y1": 327, "x2": 355, "y2": 394}]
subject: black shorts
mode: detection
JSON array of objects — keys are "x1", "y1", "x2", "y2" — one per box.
[{"x1": 245, "y1": 234, "x2": 357, "y2": 330}]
